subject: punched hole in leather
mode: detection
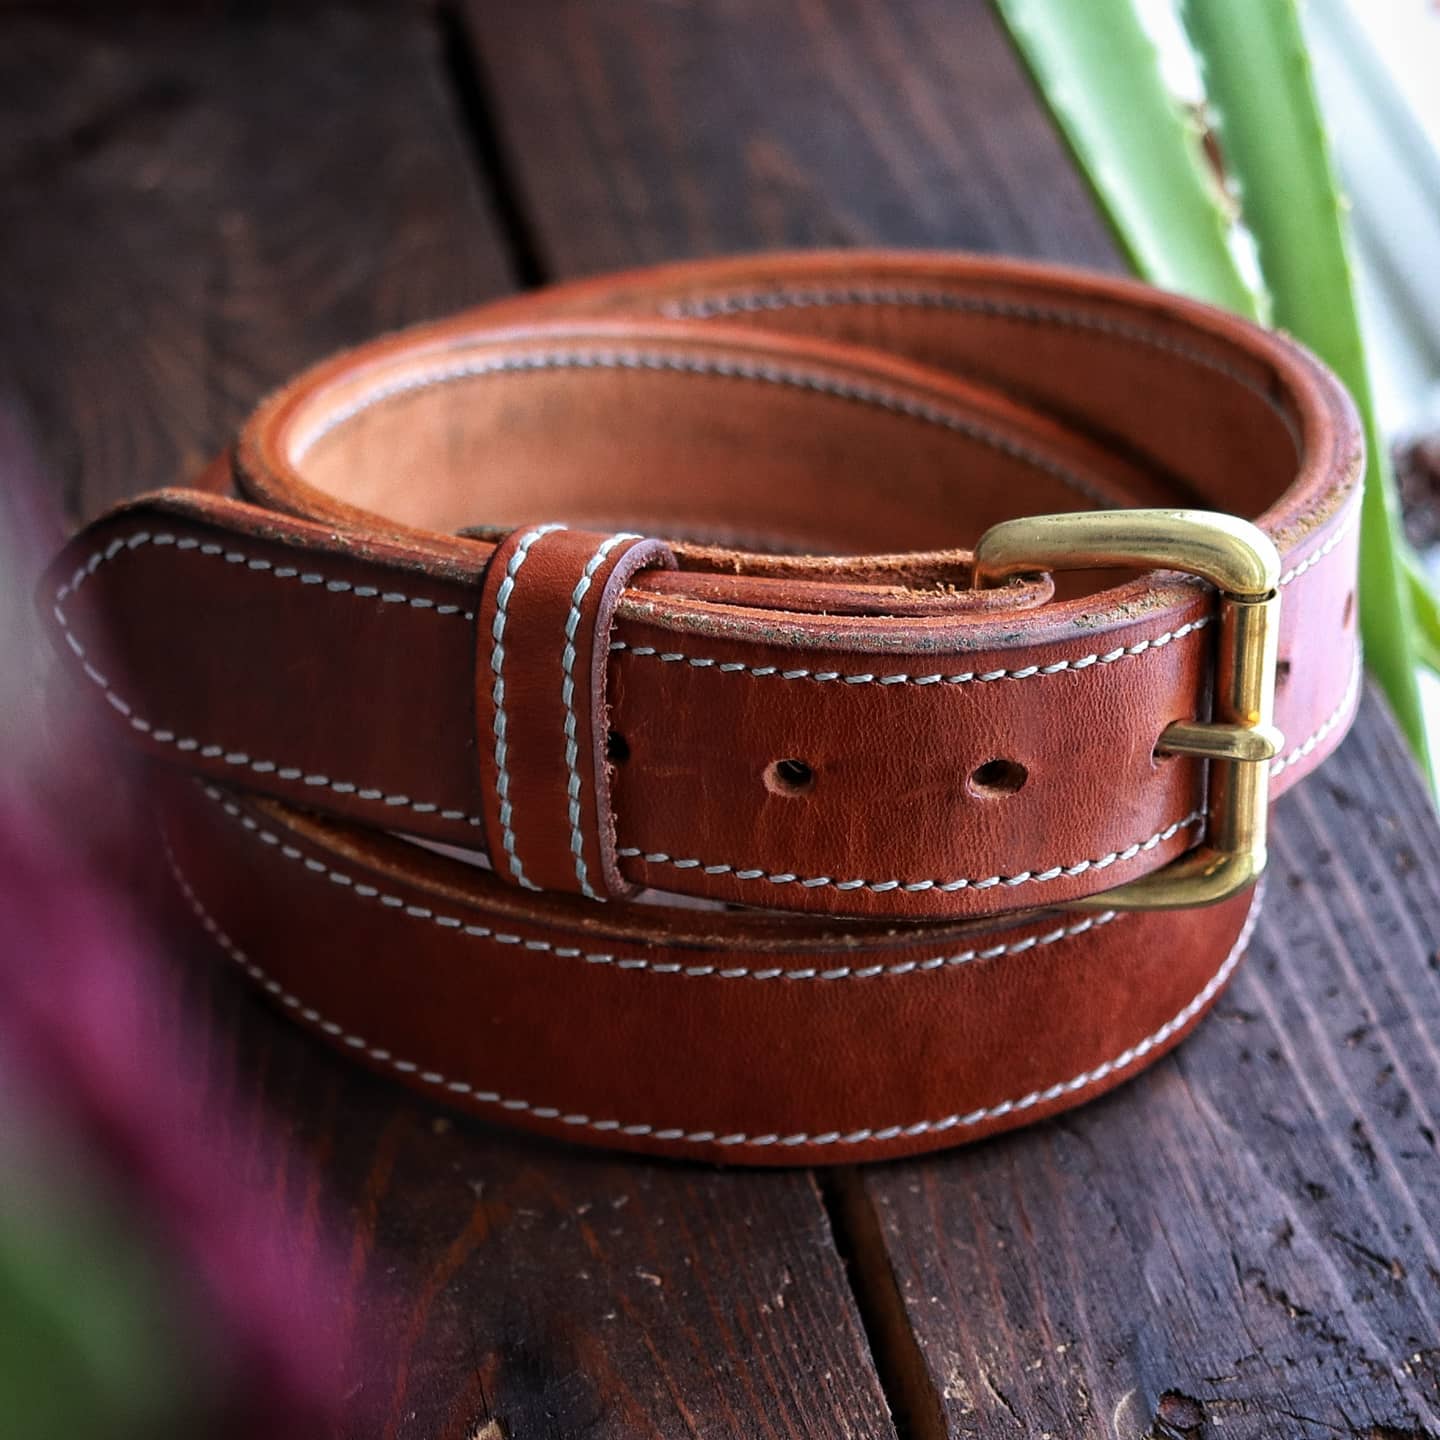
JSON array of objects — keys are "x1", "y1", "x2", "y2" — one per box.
[{"x1": 45, "y1": 252, "x2": 1363, "y2": 1164}]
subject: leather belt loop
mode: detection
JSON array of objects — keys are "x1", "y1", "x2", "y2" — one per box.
[{"x1": 476, "y1": 525, "x2": 676, "y2": 899}]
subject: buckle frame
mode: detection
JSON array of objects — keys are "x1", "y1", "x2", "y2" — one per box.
[{"x1": 972, "y1": 509, "x2": 1283, "y2": 912}]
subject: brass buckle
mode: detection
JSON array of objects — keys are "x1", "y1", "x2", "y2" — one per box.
[{"x1": 972, "y1": 509, "x2": 1283, "y2": 912}]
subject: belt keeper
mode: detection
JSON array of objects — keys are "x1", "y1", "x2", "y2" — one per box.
[{"x1": 476, "y1": 525, "x2": 676, "y2": 899}]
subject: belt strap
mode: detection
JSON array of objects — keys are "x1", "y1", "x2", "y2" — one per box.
[{"x1": 46, "y1": 252, "x2": 1363, "y2": 1163}]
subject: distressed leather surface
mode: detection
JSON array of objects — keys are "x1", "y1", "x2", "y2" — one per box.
[{"x1": 46, "y1": 252, "x2": 1362, "y2": 1162}]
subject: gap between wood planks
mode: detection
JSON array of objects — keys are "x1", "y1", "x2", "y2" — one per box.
[
  {"x1": 429, "y1": 11, "x2": 947, "y2": 1432},
  {"x1": 822, "y1": 1170, "x2": 951, "y2": 1440},
  {"x1": 438, "y1": 0, "x2": 548, "y2": 289},
  {"x1": 418, "y1": 7, "x2": 1440, "y2": 1435}
]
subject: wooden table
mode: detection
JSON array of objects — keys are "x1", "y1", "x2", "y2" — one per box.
[{"x1": 6, "y1": 4, "x2": 1440, "y2": 1435}]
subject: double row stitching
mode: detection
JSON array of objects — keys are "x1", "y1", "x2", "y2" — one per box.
[
  {"x1": 619, "y1": 810, "x2": 1204, "y2": 895},
  {"x1": 563, "y1": 533, "x2": 640, "y2": 898},
  {"x1": 290, "y1": 351, "x2": 1120, "y2": 511},
  {"x1": 52, "y1": 510, "x2": 1356, "y2": 848},
  {"x1": 611, "y1": 657, "x2": 1359, "y2": 895},
  {"x1": 198, "y1": 783, "x2": 1118, "y2": 979},
  {"x1": 490, "y1": 524, "x2": 565, "y2": 889},
  {"x1": 167, "y1": 840, "x2": 1259, "y2": 1148}
]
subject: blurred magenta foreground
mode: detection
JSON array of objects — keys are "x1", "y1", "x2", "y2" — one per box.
[{"x1": 0, "y1": 397, "x2": 345, "y2": 1440}]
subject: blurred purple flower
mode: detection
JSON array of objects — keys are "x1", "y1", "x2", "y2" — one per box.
[{"x1": 0, "y1": 393, "x2": 345, "y2": 1440}]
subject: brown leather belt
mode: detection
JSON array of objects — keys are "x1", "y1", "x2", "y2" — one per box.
[{"x1": 47, "y1": 252, "x2": 1362, "y2": 1164}]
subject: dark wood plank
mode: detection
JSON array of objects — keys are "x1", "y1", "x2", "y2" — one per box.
[
  {"x1": 1, "y1": 7, "x2": 896, "y2": 1438},
  {"x1": 465, "y1": 1, "x2": 1440, "y2": 1435},
  {"x1": 463, "y1": 0, "x2": 1120, "y2": 276},
  {"x1": 832, "y1": 692, "x2": 1440, "y2": 1440},
  {"x1": 195, "y1": 1017, "x2": 897, "y2": 1440},
  {"x1": 0, "y1": 4, "x2": 511, "y2": 521}
]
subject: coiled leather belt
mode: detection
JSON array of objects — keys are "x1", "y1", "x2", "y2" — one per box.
[{"x1": 47, "y1": 253, "x2": 1362, "y2": 1164}]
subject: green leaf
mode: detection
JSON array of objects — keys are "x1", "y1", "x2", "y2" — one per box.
[
  {"x1": 1179, "y1": 0, "x2": 1433, "y2": 777},
  {"x1": 1406, "y1": 555, "x2": 1440, "y2": 677},
  {"x1": 0, "y1": 1159, "x2": 199, "y2": 1440},
  {"x1": 994, "y1": 0, "x2": 1266, "y2": 319}
]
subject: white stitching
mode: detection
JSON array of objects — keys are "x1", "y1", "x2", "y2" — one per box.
[
  {"x1": 605, "y1": 654, "x2": 1359, "y2": 896},
  {"x1": 598, "y1": 502, "x2": 1353, "y2": 687},
  {"x1": 291, "y1": 351, "x2": 1120, "y2": 511},
  {"x1": 1276, "y1": 507, "x2": 1360, "y2": 587},
  {"x1": 563, "y1": 533, "x2": 640, "y2": 898},
  {"x1": 53, "y1": 501, "x2": 1354, "y2": 851},
  {"x1": 490, "y1": 524, "x2": 565, "y2": 890},
  {"x1": 55, "y1": 529, "x2": 476, "y2": 619},
  {"x1": 611, "y1": 616, "x2": 1212, "y2": 686},
  {"x1": 664, "y1": 287, "x2": 1296, "y2": 439},
  {"x1": 1269, "y1": 652, "x2": 1362, "y2": 777},
  {"x1": 52, "y1": 529, "x2": 482, "y2": 826},
  {"x1": 669, "y1": 288, "x2": 1361, "y2": 595},
  {"x1": 198, "y1": 782, "x2": 1120, "y2": 979},
  {"x1": 166, "y1": 839, "x2": 1258, "y2": 1148},
  {"x1": 618, "y1": 810, "x2": 1204, "y2": 894}
]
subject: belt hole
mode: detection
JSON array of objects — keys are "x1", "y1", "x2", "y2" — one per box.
[
  {"x1": 606, "y1": 730, "x2": 630, "y2": 764},
  {"x1": 1342, "y1": 591, "x2": 1354, "y2": 629},
  {"x1": 969, "y1": 758, "x2": 1027, "y2": 797},
  {"x1": 1275, "y1": 658, "x2": 1292, "y2": 688},
  {"x1": 765, "y1": 758, "x2": 814, "y2": 796}
]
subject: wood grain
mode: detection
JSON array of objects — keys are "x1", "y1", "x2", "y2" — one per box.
[
  {"x1": 463, "y1": 2, "x2": 1440, "y2": 1436},
  {"x1": 828, "y1": 696, "x2": 1440, "y2": 1440},
  {"x1": 0, "y1": 7, "x2": 895, "y2": 1438},
  {"x1": 10, "y1": 0, "x2": 1440, "y2": 1434},
  {"x1": 0, "y1": 3, "x2": 510, "y2": 521},
  {"x1": 190, "y1": 1021, "x2": 896, "y2": 1440},
  {"x1": 463, "y1": 0, "x2": 1120, "y2": 277}
]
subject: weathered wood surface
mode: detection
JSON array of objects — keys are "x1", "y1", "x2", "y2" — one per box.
[
  {"x1": 469, "y1": 2, "x2": 1440, "y2": 1436},
  {"x1": 0, "y1": 4, "x2": 513, "y2": 519},
  {"x1": 832, "y1": 695, "x2": 1440, "y2": 1439},
  {"x1": 464, "y1": 0, "x2": 1119, "y2": 275},
  {"x1": 5, "y1": 0, "x2": 1440, "y2": 1436},
  {"x1": 0, "y1": 7, "x2": 893, "y2": 1439}
]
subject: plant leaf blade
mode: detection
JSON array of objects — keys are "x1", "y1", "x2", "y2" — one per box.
[
  {"x1": 994, "y1": 0, "x2": 1265, "y2": 319},
  {"x1": 1180, "y1": 0, "x2": 1433, "y2": 776}
]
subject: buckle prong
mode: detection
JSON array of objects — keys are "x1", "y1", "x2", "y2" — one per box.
[{"x1": 972, "y1": 509, "x2": 1283, "y2": 912}]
